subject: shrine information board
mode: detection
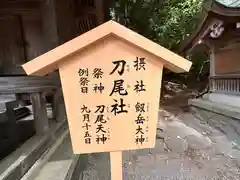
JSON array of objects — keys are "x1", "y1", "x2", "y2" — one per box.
[
  {"x1": 22, "y1": 20, "x2": 192, "y2": 180},
  {"x1": 58, "y1": 36, "x2": 163, "y2": 154}
]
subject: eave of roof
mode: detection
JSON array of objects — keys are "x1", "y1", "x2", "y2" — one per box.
[
  {"x1": 180, "y1": 0, "x2": 240, "y2": 54},
  {"x1": 179, "y1": 10, "x2": 210, "y2": 54}
]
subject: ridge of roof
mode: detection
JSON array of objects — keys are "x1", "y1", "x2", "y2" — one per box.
[{"x1": 23, "y1": 20, "x2": 192, "y2": 76}]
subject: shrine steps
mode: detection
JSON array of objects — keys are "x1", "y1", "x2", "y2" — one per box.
[
  {"x1": 0, "y1": 120, "x2": 70, "y2": 180},
  {"x1": 20, "y1": 132, "x2": 78, "y2": 180},
  {"x1": 0, "y1": 74, "x2": 68, "y2": 179},
  {"x1": 188, "y1": 98, "x2": 240, "y2": 146},
  {"x1": 189, "y1": 98, "x2": 240, "y2": 120},
  {"x1": 0, "y1": 103, "x2": 52, "y2": 161}
]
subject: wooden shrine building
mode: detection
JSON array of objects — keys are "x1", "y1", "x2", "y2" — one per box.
[
  {"x1": 0, "y1": 0, "x2": 114, "y2": 75},
  {"x1": 0, "y1": 0, "x2": 114, "y2": 179},
  {"x1": 181, "y1": 0, "x2": 240, "y2": 117}
]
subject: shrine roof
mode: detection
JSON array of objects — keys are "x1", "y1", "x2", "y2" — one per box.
[
  {"x1": 216, "y1": 0, "x2": 240, "y2": 8},
  {"x1": 180, "y1": 0, "x2": 240, "y2": 54}
]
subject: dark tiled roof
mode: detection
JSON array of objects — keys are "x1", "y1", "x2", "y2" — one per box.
[{"x1": 216, "y1": 0, "x2": 240, "y2": 7}]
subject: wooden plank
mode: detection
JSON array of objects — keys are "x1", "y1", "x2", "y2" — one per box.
[
  {"x1": 74, "y1": 6, "x2": 96, "y2": 16},
  {"x1": 94, "y1": 0, "x2": 104, "y2": 25},
  {"x1": 0, "y1": 2, "x2": 41, "y2": 17},
  {"x1": 0, "y1": 75, "x2": 60, "y2": 84},
  {"x1": 31, "y1": 92, "x2": 49, "y2": 135},
  {"x1": 52, "y1": 89, "x2": 61, "y2": 122},
  {"x1": 21, "y1": 15, "x2": 46, "y2": 61},
  {"x1": 40, "y1": 0, "x2": 59, "y2": 52},
  {"x1": 210, "y1": 74, "x2": 240, "y2": 79},
  {"x1": 0, "y1": 76, "x2": 60, "y2": 94},
  {"x1": 0, "y1": 86, "x2": 58, "y2": 94},
  {"x1": 0, "y1": 1, "x2": 40, "y2": 11},
  {"x1": 110, "y1": 151, "x2": 123, "y2": 180},
  {"x1": 5, "y1": 101, "x2": 21, "y2": 149},
  {"x1": 0, "y1": 17, "x2": 24, "y2": 72}
]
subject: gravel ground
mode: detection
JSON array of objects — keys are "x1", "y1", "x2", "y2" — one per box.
[{"x1": 75, "y1": 107, "x2": 240, "y2": 180}]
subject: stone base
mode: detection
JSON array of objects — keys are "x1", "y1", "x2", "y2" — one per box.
[
  {"x1": 0, "y1": 120, "x2": 67, "y2": 180},
  {"x1": 203, "y1": 92, "x2": 240, "y2": 108},
  {"x1": 189, "y1": 95, "x2": 240, "y2": 120}
]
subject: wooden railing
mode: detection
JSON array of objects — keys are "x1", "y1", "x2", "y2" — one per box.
[
  {"x1": 0, "y1": 74, "x2": 60, "y2": 94},
  {"x1": 0, "y1": 73, "x2": 65, "y2": 160},
  {"x1": 209, "y1": 74, "x2": 240, "y2": 94}
]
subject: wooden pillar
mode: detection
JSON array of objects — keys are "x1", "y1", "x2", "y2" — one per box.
[
  {"x1": 95, "y1": 0, "x2": 105, "y2": 25},
  {"x1": 5, "y1": 101, "x2": 20, "y2": 145},
  {"x1": 40, "y1": 0, "x2": 59, "y2": 52},
  {"x1": 0, "y1": 16, "x2": 25, "y2": 75},
  {"x1": 110, "y1": 151, "x2": 123, "y2": 180},
  {"x1": 31, "y1": 92, "x2": 49, "y2": 135},
  {"x1": 210, "y1": 46, "x2": 216, "y2": 90},
  {"x1": 210, "y1": 46, "x2": 216, "y2": 76},
  {"x1": 51, "y1": 88, "x2": 64, "y2": 122}
]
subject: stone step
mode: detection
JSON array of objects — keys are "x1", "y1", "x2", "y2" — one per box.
[
  {"x1": 203, "y1": 93, "x2": 240, "y2": 108},
  {"x1": 190, "y1": 106, "x2": 240, "y2": 147},
  {"x1": 0, "y1": 105, "x2": 54, "y2": 160},
  {"x1": 188, "y1": 98, "x2": 240, "y2": 120},
  {"x1": 0, "y1": 120, "x2": 67, "y2": 180},
  {"x1": 20, "y1": 134, "x2": 79, "y2": 180}
]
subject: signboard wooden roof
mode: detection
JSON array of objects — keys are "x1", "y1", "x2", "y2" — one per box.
[
  {"x1": 23, "y1": 20, "x2": 191, "y2": 76},
  {"x1": 22, "y1": 20, "x2": 192, "y2": 155}
]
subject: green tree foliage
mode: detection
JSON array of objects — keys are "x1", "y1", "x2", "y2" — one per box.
[
  {"x1": 111, "y1": 0, "x2": 203, "y2": 52},
  {"x1": 111, "y1": 0, "x2": 208, "y2": 85}
]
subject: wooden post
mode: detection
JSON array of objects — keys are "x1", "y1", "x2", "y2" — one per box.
[
  {"x1": 52, "y1": 88, "x2": 66, "y2": 122},
  {"x1": 94, "y1": 0, "x2": 105, "y2": 25},
  {"x1": 6, "y1": 100, "x2": 20, "y2": 146},
  {"x1": 31, "y1": 92, "x2": 49, "y2": 135},
  {"x1": 210, "y1": 46, "x2": 216, "y2": 90},
  {"x1": 40, "y1": 0, "x2": 59, "y2": 51},
  {"x1": 110, "y1": 151, "x2": 123, "y2": 180},
  {"x1": 52, "y1": 89, "x2": 60, "y2": 121}
]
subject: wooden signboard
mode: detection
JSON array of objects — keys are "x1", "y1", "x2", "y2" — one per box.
[{"x1": 22, "y1": 20, "x2": 192, "y2": 180}]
